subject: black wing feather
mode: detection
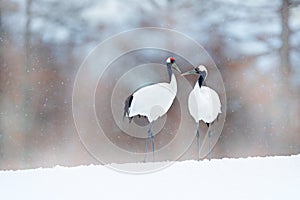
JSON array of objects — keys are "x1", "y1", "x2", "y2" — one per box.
[
  {"x1": 123, "y1": 94, "x2": 133, "y2": 122},
  {"x1": 123, "y1": 82, "x2": 156, "y2": 123}
]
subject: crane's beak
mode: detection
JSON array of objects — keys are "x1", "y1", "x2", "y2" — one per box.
[
  {"x1": 172, "y1": 63, "x2": 181, "y2": 73},
  {"x1": 181, "y1": 69, "x2": 197, "y2": 76}
]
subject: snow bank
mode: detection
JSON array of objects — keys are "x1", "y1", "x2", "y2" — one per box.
[{"x1": 1, "y1": 155, "x2": 300, "y2": 200}]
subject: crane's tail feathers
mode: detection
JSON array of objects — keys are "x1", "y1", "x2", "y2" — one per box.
[{"x1": 123, "y1": 94, "x2": 133, "y2": 122}]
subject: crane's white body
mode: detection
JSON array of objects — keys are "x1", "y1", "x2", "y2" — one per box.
[
  {"x1": 124, "y1": 57, "x2": 180, "y2": 162},
  {"x1": 182, "y1": 65, "x2": 221, "y2": 160},
  {"x1": 188, "y1": 84, "x2": 221, "y2": 123},
  {"x1": 129, "y1": 74, "x2": 177, "y2": 122}
]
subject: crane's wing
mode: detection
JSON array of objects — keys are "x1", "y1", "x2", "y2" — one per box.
[
  {"x1": 188, "y1": 86, "x2": 221, "y2": 123},
  {"x1": 123, "y1": 83, "x2": 156, "y2": 122}
]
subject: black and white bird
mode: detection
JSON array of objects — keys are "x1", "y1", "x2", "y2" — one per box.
[
  {"x1": 182, "y1": 65, "x2": 221, "y2": 160},
  {"x1": 124, "y1": 57, "x2": 181, "y2": 162}
]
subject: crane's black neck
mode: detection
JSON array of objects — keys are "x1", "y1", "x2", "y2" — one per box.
[
  {"x1": 198, "y1": 75, "x2": 204, "y2": 88},
  {"x1": 167, "y1": 63, "x2": 172, "y2": 82}
]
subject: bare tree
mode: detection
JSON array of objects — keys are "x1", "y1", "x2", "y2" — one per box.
[
  {"x1": 0, "y1": 0, "x2": 3, "y2": 159},
  {"x1": 22, "y1": 0, "x2": 33, "y2": 133},
  {"x1": 277, "y1": 0, "x2": 292, "y2": 130},
  {"x1": 279, "y1": 0, "x2": 291, "y2": 82}
]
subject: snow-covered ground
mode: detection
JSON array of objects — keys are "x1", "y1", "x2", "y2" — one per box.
[{"x1": 1, "y1": 155, "x2": 300, "y2": 200}]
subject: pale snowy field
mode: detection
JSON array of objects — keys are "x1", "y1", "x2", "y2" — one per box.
[{"x1": 1, "y1": 155, "x2": 300, "y2": 200}]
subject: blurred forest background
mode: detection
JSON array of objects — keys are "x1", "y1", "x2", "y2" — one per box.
[{"x1": 0, "y1": 0, "x2": 300, "y2": 169}]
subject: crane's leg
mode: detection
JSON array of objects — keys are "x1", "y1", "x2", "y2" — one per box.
[
  {"x1": 144, "y1": 121, "x2": 154, "y2": 162},
  {"x1": 144, "y1": 129, "x2": 150, "y2": 163},
  {"x1": 208, "y1": 130, "x2": 212, "y2": 161},
  {"x1": 150, "y1": 123, "x2": 155, "y2": 162},
  {"x1": 196, "y1": 123, "x2": 200, "y2": 161}
]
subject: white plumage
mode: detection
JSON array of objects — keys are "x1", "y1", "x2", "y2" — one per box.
[
  {"x1": 182, "y1": 65, "x2": 221, "y2": 160},
  {"x1": 188, "y1": 85, "x2": 221, "y2": 123},
  {"x1": 128, "y1": 73, "x2": 177, "y2": 122},
  {"x1": 124, "y1": 57, "x2": 181, "y2": 162}
]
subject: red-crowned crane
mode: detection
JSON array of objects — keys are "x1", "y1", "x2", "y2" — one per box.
[
  {"x1": 182, "y1": 65, "x2": 221, "y2": 160},
  {"x1": 124, "y1": 57, "x2": 181, "y2": 162}
]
